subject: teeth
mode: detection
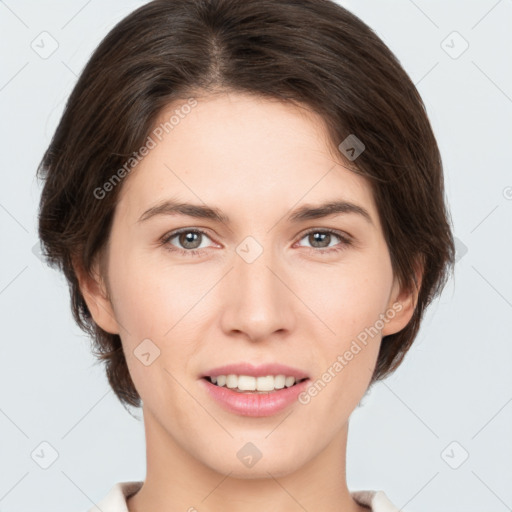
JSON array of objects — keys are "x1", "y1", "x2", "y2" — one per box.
[{"x1": 208, "y1": 374, "x2": 303, "y2": 392}]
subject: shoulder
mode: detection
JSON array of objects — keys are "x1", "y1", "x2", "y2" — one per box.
[
  {"x1": 85, "y1": 481, "x2": 143, "y2": 512},
  {"x1": 351, "y1": 489, "x2": 402, "y2": 511}
]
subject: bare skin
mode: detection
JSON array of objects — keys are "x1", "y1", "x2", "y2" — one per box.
[{"x1": 75, "y1": 91, "x2": 421, "y2": 512}]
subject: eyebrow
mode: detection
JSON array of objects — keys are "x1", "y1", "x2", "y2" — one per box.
[{"x1": 137, "y1": 198, "x2": 373, "y2": 226}]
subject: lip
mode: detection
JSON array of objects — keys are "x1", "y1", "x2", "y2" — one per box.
[
  {"x1": 201, "y1": 362, "x2": 309, "y2": 380},
  {"x1": 200, "y1": 377, "x2": 310, "y2": 417}
]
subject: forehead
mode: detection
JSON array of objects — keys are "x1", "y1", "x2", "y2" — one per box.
[{"x1": 116, "y1": 92, "x2": 378, "y2": 227}]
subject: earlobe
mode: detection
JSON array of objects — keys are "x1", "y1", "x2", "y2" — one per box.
[
  {"x1": 72, "y1": 255, "x2": 120, "y2": 335},
  {"x1": 382, "y1": 260, "x2": 423, "y2": 337}
]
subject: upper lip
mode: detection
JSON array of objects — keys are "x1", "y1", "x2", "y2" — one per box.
[{"x1": 201, "y1": 362, "x2": 309, "y2": 380}]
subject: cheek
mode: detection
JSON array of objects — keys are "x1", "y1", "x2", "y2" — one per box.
[
  {"x1": 106, "y1": 247, "x2": 204, "y2": 393},
  {"x1": 106, "y1": 244, "x2": 181, "y2": 337},
  {"x1": 299, "y1": 270, "x2": 389, "y2": 429},
  {"x1": 305, "y1": 252, "x2": 394, "y2": 344},
  {"x1": 300, "y1": 249, "x2": 392, "y2": 409}
]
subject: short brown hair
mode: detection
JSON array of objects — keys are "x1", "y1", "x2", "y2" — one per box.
[{"x1": 36, "y1": 0, "x2": 455, "y2": 409}]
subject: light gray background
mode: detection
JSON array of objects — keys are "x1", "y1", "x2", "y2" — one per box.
[{"x1": 1, "y1": 1, "x2": 511, "y2": 511}]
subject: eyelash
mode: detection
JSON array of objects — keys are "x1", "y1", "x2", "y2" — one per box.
[{"x1": 160, "y1": 227, "x2": 353, "y2": 257}]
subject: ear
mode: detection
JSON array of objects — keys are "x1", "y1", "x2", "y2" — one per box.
[
  {"x1": 72, "y1": 254, "x2": 120, "y2": 335},
  {"x1": 381, "y1": 257, "x2": 423, "y2": 337}
]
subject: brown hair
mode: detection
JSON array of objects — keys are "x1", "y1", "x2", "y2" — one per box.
[{"x1": 36, "y1": 0, "x2": 455, "y2": 409}]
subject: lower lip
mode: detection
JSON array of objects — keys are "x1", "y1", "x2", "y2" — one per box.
[{"x1": 200, "y1": 378, "x2": 310, "y2": 417}]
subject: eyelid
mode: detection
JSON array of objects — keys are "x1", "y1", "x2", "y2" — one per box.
[
  {"x1": 296, "y1": 226, "x2": 352, "y2": 244},
  {"x1": 161, "y1": 227, "x2": 218, "y2": 249}
]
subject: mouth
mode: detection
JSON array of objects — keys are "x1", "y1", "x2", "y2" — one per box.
[
  {"x1": 200, "y1": 373, "x2": 311, "y2": 417},
  {"x1": 202, "y1": 375, "x2": 310, "y2": 394}
]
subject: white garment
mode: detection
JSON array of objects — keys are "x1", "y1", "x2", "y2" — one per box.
[{"x1": 87, "y1": 481, "x2": 402, "y2": 512}]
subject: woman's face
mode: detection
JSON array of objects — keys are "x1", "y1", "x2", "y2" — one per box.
[{"x1": 81, "y1": 91, "x2": 416, "y2": 477}]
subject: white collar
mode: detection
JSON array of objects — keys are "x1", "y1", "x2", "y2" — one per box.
[{"x1": 87, "y1": 481, "x2": 401, "y2": 512}]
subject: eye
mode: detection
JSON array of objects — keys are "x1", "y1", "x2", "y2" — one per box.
[
  {"x1": 295, "y1": 228, "x2": 352, "y2": 254},
  {"x1": 160, "y1": 227, "x2": 352, "y2": 257},
  {"x1": 161, "y1": 228, "x2": 215, "y2": 256}
]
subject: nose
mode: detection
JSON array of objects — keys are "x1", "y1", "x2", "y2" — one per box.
[{"x1": 219, "y1": 245, "x2": 296, "y2": 343}]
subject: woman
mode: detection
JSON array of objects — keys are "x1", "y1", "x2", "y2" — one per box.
[{"x1": 36, "y1": 0, "x2": 455, "y2": 510}]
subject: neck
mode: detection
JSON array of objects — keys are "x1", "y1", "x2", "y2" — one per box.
[{"x1": 127, "y1": 407, "x2": 367, "y2": 512}]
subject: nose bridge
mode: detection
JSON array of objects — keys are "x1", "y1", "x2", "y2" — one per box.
[{"x1": 220, "y1": 237, "x2": 294, "y2": 340}]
